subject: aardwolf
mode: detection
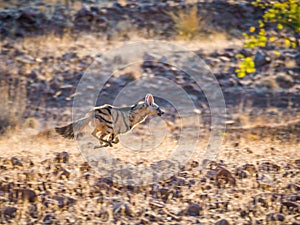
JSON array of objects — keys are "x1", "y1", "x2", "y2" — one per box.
[{"x1": 55, "y1": 94, "x2": 164, "y2": 148}]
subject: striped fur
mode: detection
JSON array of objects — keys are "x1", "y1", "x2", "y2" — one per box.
[{"x1": 55, "y1": 94, "x2": 164, "y2": 148}]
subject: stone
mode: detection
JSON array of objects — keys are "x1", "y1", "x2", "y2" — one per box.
[
  {"x1": 254, "y1": 51, "x2": 271, "y2": 67},
  {"x1": 11, "y1": 157, "x2": 22, "y2": 166},
  {"x1": 184, "y1": 203, "x2": 203, "y2": 216},
  {"x1": 42, "y1": 214, "x2": 55, "y2": 224},
  {"x1": 113, "y1": 202, "x2": 134, "y2": 218},
  {"x1": 0, "y1": 206, "x2": 17, "y2": 219},
  {"x1": 215, "y1": 219, "x2": 230, "y2": 225},
  {"x1": 52, "y1": 195, "x2": 76, "y2": 208},
  {"x1": 276, "y1": 74, "x2": 294, "y2": 89},
  {"x1": 266, "y1": 213, "x2": 285, "y2": 222}
]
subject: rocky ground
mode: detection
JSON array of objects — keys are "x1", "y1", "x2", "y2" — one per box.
[
  {"x1": 0, "y1": 0, "x2": 299, "y2": 224},
  {"x1": 0, "y1": 132, "x2": 299, "y2": 224}
]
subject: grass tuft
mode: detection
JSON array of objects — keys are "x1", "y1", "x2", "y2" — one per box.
[{"x1": 169, "y1": 5, "x2": 202, "y2": 40}]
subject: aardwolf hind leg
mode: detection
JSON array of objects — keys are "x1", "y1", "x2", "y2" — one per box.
[
  {"x1": 108, "y1": 133, "x2": 119, "y2": 144},
  {"x1": 94, "y1": 139, "x2": 112, "y2": 149},
  {"x1": 92, "y1": 130, "x2": 112, "y2": 148},
  {"x1": 111, "y1": 135, "x2": 119, "y2": 144}
]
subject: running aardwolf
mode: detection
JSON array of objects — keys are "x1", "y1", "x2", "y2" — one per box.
[{"x1": 55, "y1": 94, "x2": 164, "y2": 148}]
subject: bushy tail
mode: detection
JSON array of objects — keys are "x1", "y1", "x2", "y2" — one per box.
[{"x1": 55, "y1": 117, "x2": 90, "y2": 139}]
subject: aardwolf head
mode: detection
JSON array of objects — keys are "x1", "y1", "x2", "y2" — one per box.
[{"x1": 131, "y1": 93, "x2": 164, "y2": 117}]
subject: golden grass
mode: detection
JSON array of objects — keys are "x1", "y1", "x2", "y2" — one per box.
[{"x1": 169, "y1": 5, "x2": 201, "y2": 40}]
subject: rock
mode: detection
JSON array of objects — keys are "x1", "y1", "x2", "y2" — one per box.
[
  {"x1": 276, "y1": 74, "x2": 294, "y2": 89},
  {"x1": 42, "y1": 214, "x2": 55, "y2": 224},
  {"x1": 53, "y1": 168, "x2": 70, "y2": 179},
  {"x1": 11, "y1": 157, "x2": 23, "y2": 166},
  {"x1": 29, "y1": 203, "x2": 38, "y2": 218},
  {"x1": 0, "y1": 206, "x2": 17, "y2": 219},
  {"x1": 239, "y1": 48, "x2": 253, "y2": 57},
  {"x1": 215, "y1": 219, "x2": 230, "y2": 225},
  {"x1": 241, "y1": 163, "x2": 257, "y2": 174},
  {"x1": 10, "y1": 189, "x2": 37, "y2": 203},
  {"x1": 179, "y1": 203, "x2": 202, "y2": 216},
  {"x1": 167, "y1": 176, "x2": 186, "y2": 186},
  {"x1": 287, "y1": 183, "x2": 300, "y2": 192},
  {"x1": 257, "y1": 174, "x2": 273, "y2": 188},
  {"x1": 190, "y1": 160, "x2": 199, "y2": 168},
  {"x1": 52, "y1": 195, "x2": 76, "y2": 208},
  {"x1": 0, "y1": 182, "x2": 14, "y2": 192},
  {"x1": 97, "y1": 177, "x2": 113, "y2": 187},
  {"x1": 97, "y1": 209, "x2": 110, "y2": 222},
  {"x1": 157, "y1": 187, "x2": 171, "y2": 201},
  {"x1": 216, "y1": 166, "x2": 236, "y2": 186},
  {"x1": 149, "y1": 199, "x2": 165, "y2": 208},
  {"x1": 20, "y1": 189, "x2": 37, "y2": 202},
  {"x1": 15, "y1": 8, "x2": 47, "y2": 35},
  {"x1": 219, "y1": 78, "x2": 237, "y2": 87},
  {"x1": 266, "y1": 213, "x2": 285, "y2": 222},
  {"x1": 281, "y1": 201, "x2": 300, "y2": 212},
  {"x1": 295, "y1": 52, "x2": 300, "y2": 66},
  {"x1": 60, "y1": 84, "x2": 73, "y2": 89},
  {"x1": 289, "y1": 195, "x2": 300, "y2": 202},
  {"x1": 62, "y1": 52, "x2": 77, "y2": 60},
  {"x1": 219, "y1": 56, "x2": 231, "y2": 62},
  {"x1": 80, "y1": 162, "x2": 91, "y2": 172},
  {"x1": 119, "y1": 73, "x2": 136, "y2": 82},
  {"x1": 258, "y1": 161, "x2": 280, "y2": 172},
  {"x1": 113, "y1": 202, "x2": 134, "y2": 218},
  {"x1": 235, "y1": 167, "x2": 248, "y2": 179},
  {"x1": 254, "y1": 51, "x2": 271, "y2": 67},
  {"x1": 16, "y1": 55, "x2": 35, "y2": 64}
]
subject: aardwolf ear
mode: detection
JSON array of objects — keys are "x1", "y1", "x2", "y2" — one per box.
[{"x1": 145, "y1": 93, "x2": 154, "y2": 106}]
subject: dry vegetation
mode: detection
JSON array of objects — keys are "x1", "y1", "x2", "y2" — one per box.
[
  {"x1": 0, "y1": 79, "x2": 27, "y2": 134},
  {"x1": 169, "y1": 5, "x2": 201, "y2": 40}
]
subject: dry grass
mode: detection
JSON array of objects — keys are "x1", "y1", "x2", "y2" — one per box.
[
  {"x1": 11, "y1": 31, "x2": 241, "y2": 59},
  {"x1": 230, "y1": 103, "x2": 300, "y2": 129},
  {"x1": 169, "y1": 5, "x2": 202, "y2": 40},
  {"x1": 0, "y1": 78, "x2": 27, "y2": 134}
]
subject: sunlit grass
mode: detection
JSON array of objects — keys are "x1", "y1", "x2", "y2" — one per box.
[{"x1": 168, "y1": 5, "x2": 202, "y2": 40}]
